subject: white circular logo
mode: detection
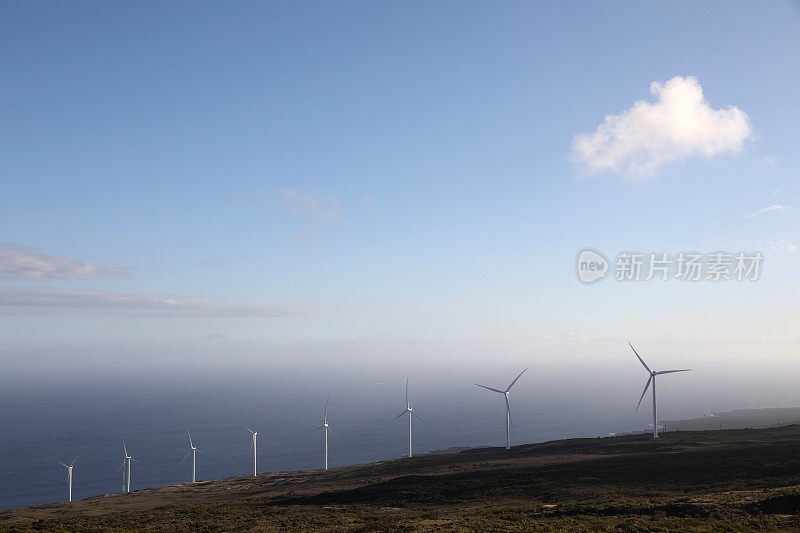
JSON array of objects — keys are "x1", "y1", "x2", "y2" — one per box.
[{"x1": 577, "y1": 249, "x2": 608, "y2": 284}]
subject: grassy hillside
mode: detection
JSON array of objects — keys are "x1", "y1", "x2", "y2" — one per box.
[{"x1": 3, "y1": 426, "x2": 800, "y2": 531}]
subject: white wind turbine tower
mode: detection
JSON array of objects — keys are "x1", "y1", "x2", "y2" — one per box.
[
  {"x1": 629, "y1": 343, "x2": 691, "y2": 439},
  {"x1": 391, "y1": 378, "x2": 424, "y2": 458},
  {"x1": 314, "y1": 396, "x2": 333, "y2": 470},
  {"x1": 117, "y1": 438, "x2": 133, "y2": 493},
  {"x1": 57, "y1": 458, "x2": 77, "y2": 502},
  {"x1": 476, "y1": 367, "x2": 528, "y2": 450},
  {"x1": 182, "y1": 429, "x2": 198, "y2": 482},
  {"x1": 244, "y1": 426, "x2": 258, "y2": 476}
]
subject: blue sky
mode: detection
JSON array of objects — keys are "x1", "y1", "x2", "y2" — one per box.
[{"x1": 1, "y1": 2, "x2": 799, "y2": 387}]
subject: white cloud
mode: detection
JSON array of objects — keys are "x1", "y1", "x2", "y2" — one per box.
[
  {"x1": 244, "y1": 189, "x2": 346, "y2": 240},
  {"x1": 770, "y1": 240, "x2": 797, "y2": 253},
  {"x1": 572, "y1": 76, "x2": 752, "y2": 177},
  {"x1": 743, "y1": 205, "x2": 789, "y2": 220},
  {"x1": 0, "y1": 243, "x2": 131, "y2": 280},
  {"x1": 0, "y1": 286, "x2": 315, "y2": 318},
  {"x1": 272, "y1": 189, "x2": 344, "y2": 240},
  {"x1": 280, "y1": 189, "x2": 342, "y2": 223}
]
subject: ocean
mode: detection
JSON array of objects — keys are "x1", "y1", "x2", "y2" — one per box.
[{"x1": 0, "y1": 371, "x2": 725, "y2": 510}]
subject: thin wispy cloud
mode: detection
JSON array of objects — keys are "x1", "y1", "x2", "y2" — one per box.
[
  {"x1": 770, "y1": 240, "x2": 797, "y2": 253},
  {"x1": 743, "y1": 205, "x2": 789, "y2": 220},
  {"x1": 0, "y1": 286, "x2": 315, "y2": 318},
  {"x1": 572, "y1": 76, "x2": 752, "y2": 178},
  {"x1": 197, "y1": 255, "x2": 225, "y2": 267},
  {"x1": 202, "y1": 332, "x2": 233, "y2": 342},
  {"x1": 242, "y1": 188, "x2": 345, "y2": 240},
  {"x1": 279, "y1": 189, "x2": 342, "y2": 223},
  {"x1": 0, "y1": 243, "x2": 131, "y2": 280},
  {"x1": 275, "y1": 188, "x2": 344, "y2": 241}
]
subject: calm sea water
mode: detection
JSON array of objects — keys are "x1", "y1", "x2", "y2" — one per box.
[{"x1": 0, "y1": 374, "x2": 712, "y2": 510}]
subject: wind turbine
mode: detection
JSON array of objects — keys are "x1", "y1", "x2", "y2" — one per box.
[
  {"x1": 476, "y1": 367, "x2": 528, "y2": 450},
  {"x1": 314, "y1": 396, "x2": 333, "y2": 470},
  {"x1": 244, "y1": 426, "x2": 258, "y2": 476},
  {"x1": 629, "y1": 342, "x2": 691, "y2": 439},
  {"x1": 391, "y1": 378, "x2": 424, "y2": 457},
  {"x1": 117, "y1": 438, "x2": 133, "y2": 493},
  {"x1": 57, "y1": 458, "x2": 77, "y2": 502},
  {"x1": 182, "y1": 429, "x2": 198, "y2": 482}
]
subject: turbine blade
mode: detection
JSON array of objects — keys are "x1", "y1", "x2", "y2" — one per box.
[
  {"x1": 505, "y1": 367, "x2": 528, "y2": 392},
  {"x1": 57, "y1": 461, "x2": 69, "y2": 468},
  {"x1": 71, "y1": 458, "x2": 77, "y2": 467},
  {"x1": 636, "y1": 375, "x2": 653, "y2": 411},
  {"x1": 405, "y1": 378, "x2": 409, "y2": 407},
  {"x1": 244, "y1": 425, "x2": 254, "y2": 434},
  {"x1": 505, "y1": 395, "x2": 513, "y2": 427},
  {"x1": 123, "y1": 437, "x2": 127, "y2": 456},
  {"x1": 655, "y1": 369, "x2": 691, "y2": 375},
  {"x1": 180, "y1": 451, "x2": 191, "y2": 465},
  {"x1": 476, "y1": 384, "x2": 505, "y2": 394},
  {"x1": 313, "y1": 425, "x2": 325, "y2": 431},
  {"x1": 188, "y1": 429, "x2": 194, "y2": 448},
  {"x1": 324, "y1": 396, "x2": 329, "y2": 423},
  {"x1": 390, "y1": 410, "x2": 407, "y2": 423},
  {"x1": 629, "y1": 342, "x2": 651, "y2": 372},
  {"x1": 411, "y1": 412, "x2": 427, "y2": 424}
]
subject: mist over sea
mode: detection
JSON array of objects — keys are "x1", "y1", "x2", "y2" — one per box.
[{"x1": 1, "y1": 360, "x2": 781, "y2": 511}]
